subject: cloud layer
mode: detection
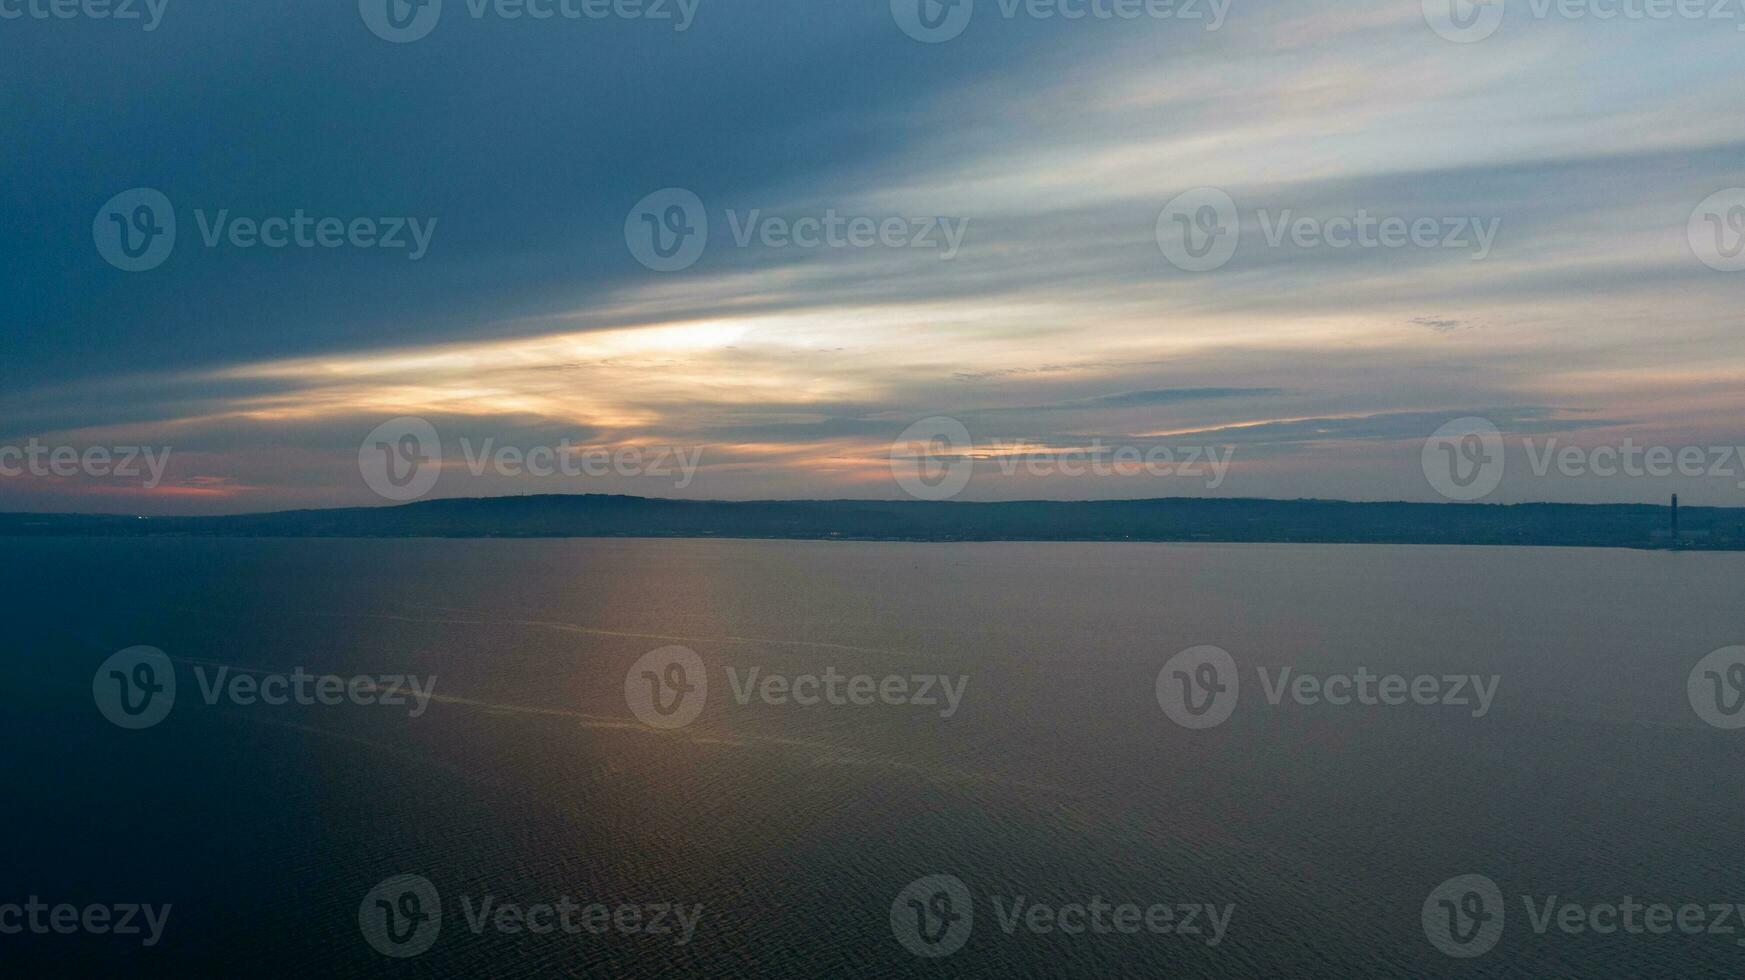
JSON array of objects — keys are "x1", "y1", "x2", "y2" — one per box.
[{"x1": 4, "y1": 0, "x2": 1744, "y2": 511}]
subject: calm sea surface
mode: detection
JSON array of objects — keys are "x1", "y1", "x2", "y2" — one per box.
[{"x1": 3, "y1": 537, "x2": 1742, "y2": 977}]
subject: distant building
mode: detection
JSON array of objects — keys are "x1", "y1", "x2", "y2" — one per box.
[{"x1": 1652, "y1": 494, "x2": 1711, "y2": 545}]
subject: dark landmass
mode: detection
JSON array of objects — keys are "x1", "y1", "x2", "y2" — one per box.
[{"x1": 2, "y1": 494, "x2": 1741, "y2": 550}]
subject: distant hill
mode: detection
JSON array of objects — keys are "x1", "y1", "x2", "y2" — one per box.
[{"x1": 2, "y1": 494, "x2": 1742, "y2": 550}]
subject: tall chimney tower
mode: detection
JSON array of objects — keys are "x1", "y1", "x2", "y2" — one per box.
[{"x1": 1672, "y1": 493, "x2": 1680, "y2": 545}]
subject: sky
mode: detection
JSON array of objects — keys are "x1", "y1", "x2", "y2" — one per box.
[{"x1": 3, "y1": 0, "x2": 1744, "y2": 513}]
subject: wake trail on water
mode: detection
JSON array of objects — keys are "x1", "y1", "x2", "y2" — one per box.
[
  {"x1": 157, "y1": 601, "x2": 930, "y2": 661},
  {"x1": 161, "y1": 653, "x2": 1073, "y2": 799}
]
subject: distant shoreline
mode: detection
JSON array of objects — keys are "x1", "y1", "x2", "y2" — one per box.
[{"x1": 3, "y1": 494, "x2": 1740, "y2": 551}]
